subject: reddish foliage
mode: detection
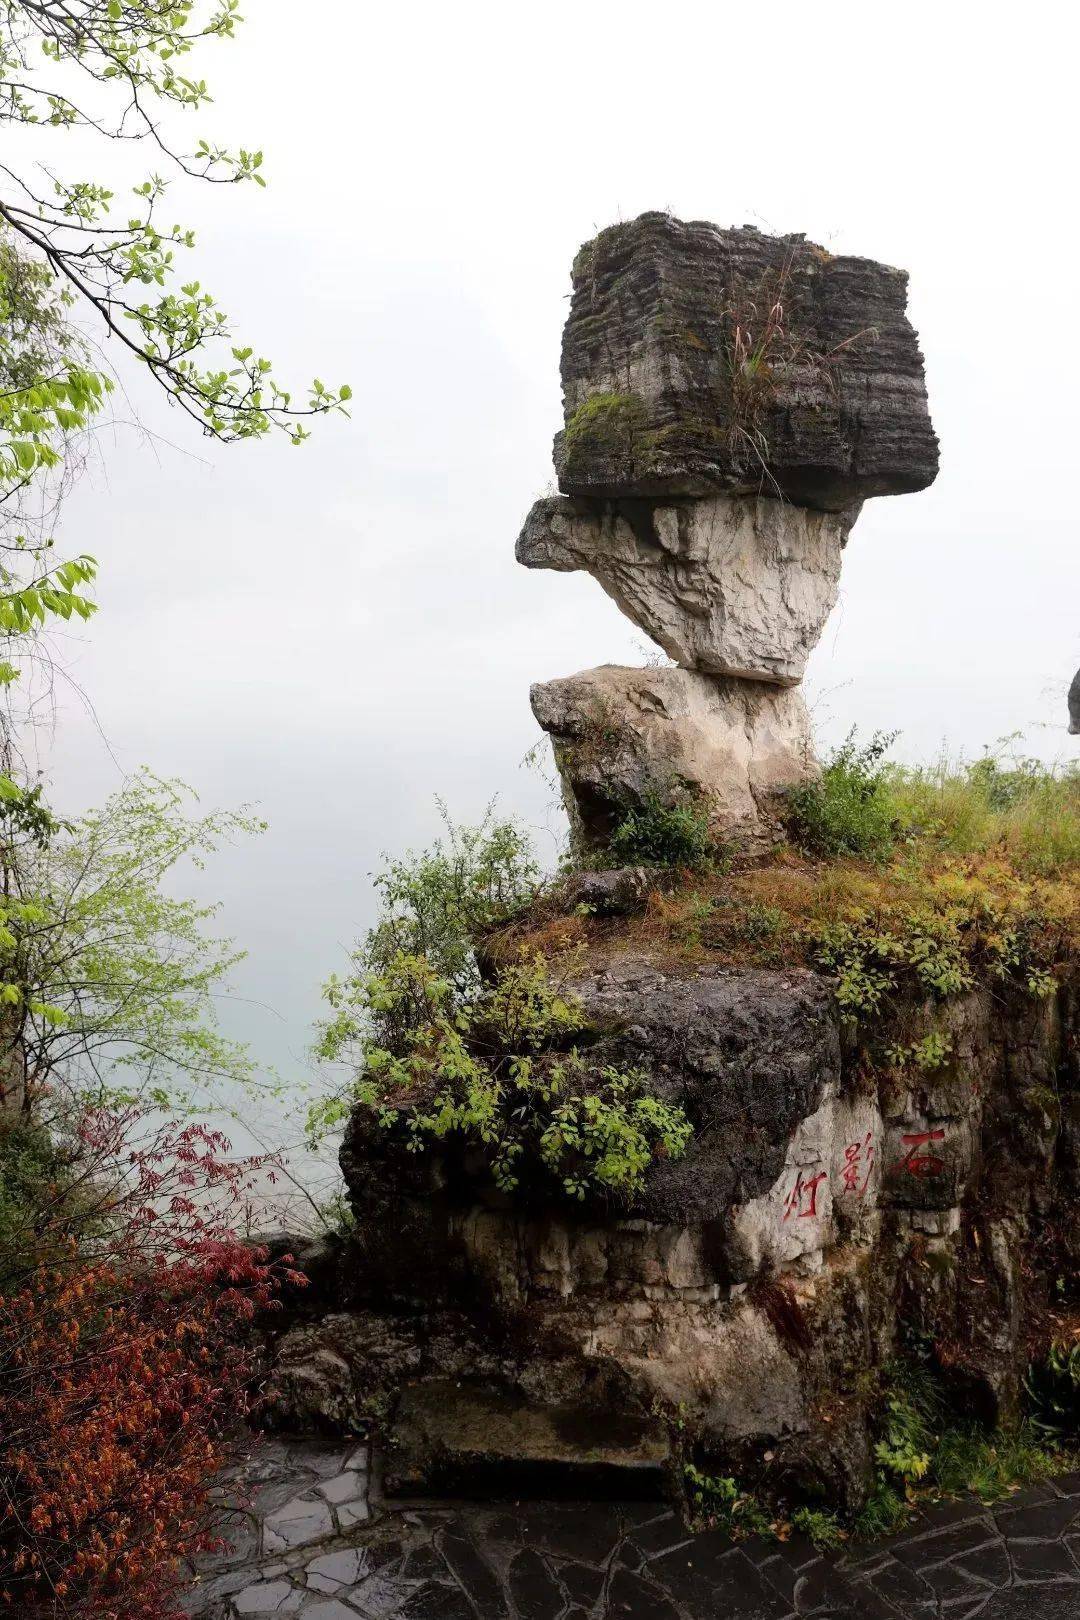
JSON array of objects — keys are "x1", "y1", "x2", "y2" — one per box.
[{"x1": 0, "y1": 1113, "x2": 305, "y2": 1619}]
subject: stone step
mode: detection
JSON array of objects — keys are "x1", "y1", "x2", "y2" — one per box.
[{"x1": 385, "y1": 1380, "x2": 672, "y2": 1501}]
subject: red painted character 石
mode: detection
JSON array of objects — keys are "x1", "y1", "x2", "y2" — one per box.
[{"x1": 894, "y1": 1128, "x2": 946, "y2": 1178}]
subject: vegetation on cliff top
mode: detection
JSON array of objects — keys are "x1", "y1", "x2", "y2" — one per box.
[
  {"x1": 313, "y1": 741, "x2": 1079, "y2": 1214},
  {"x1": 506, "y1": 740, "x2": 1080, "y2": 1019},
  {"x1": 310, "y1": 811, "x2": 692, "y2": 1202}
]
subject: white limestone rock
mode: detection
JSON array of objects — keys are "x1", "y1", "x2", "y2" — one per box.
[
  {"x1": 517, "y1": 493, "x2": 856, "y2": 685},
  {"x1": 529, "y1": 663, "x2": 815, "y2": 851},
  {"x1": 724, "y1": 1086, "x2": 883, "y2": 1281}
]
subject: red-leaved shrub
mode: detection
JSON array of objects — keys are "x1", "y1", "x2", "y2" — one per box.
[{"x1": 0, "y1": 1112, "x2": 302, "y2": 1619}]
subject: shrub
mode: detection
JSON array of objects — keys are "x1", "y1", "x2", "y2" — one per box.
[
  {"x1": 312, "y1": 810, "x2": 690, "y2": 1198},
  {"x1": 0, "y1": 1111, "x2": 295, "y2": 1620},
  {"x1": 1026, "y1": 1338, "x2": 1080, "y2": 1437},
  {"x1": 362, "y1": 805, "x2": 540, "y2": 999},
  {"x1": 788, "y1": 730, "x2": 899, "y2": 860},
  {"x1": 852, "y1": 1478, "x2": 915, "y2": 1539},
  {"x1": 855, "y1": 1358, "x2": 1069, "y2": 1537},
  {"x1": 872, "y1": 1378, "x2": 934, "y2": 1485},
  {"x1": 683, "y1": 1466, "x2": 844, "y2": 1550},
  {"x1": 608, "y1": 789, "x2": 715, "y2": 870},
  {"x1": 790, "y1": 1506, "x2": 846, "y2": 1551},
  {"x1": 683, "y1": 1466, "x2": 775, "y2": 1538},
  {"x1": 316, "y1": 948, "x2": 691, "y2": 1202}
]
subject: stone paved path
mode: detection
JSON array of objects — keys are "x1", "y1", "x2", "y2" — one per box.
[{"x1": 185, "y1": 1438, "x2": 1080, "y2": 1619}]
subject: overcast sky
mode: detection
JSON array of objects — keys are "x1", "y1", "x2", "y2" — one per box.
[{"x1": 24, "y1": 0, "x2": 1079, "y2": 1167}]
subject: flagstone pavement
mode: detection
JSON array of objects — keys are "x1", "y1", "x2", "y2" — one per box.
[{"x1": 184, "y1": 1437, "x2": 1080, "y2": 1620}]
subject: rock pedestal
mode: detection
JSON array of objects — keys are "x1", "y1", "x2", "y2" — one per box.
[
  {"x1": 518, "y1": 493, "x2": 855, "y2": 685},
  {"x1": 530, "y1": 664, "x2": 813, "y2": 850},
  {"x1": 518, "y1": 211, "x2": 937, "y2": 857}
]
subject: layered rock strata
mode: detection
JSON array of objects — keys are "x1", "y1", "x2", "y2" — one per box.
[
  {"x1": 555, "y1": 212, "x2": 939, "y2": 508},
  {"x1": 518, "y1": 213, "x2": 938, "y2": 855}
]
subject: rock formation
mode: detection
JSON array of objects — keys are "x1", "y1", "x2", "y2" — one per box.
[
  {"x1": 554, "y1": 212, "x2": 938, "y2": 508},
  {"x1": 531, "y1": 664, "x2": 812, "y2": 851},
  {"x1": 271, "y1": 218, "x2": 1075, "y2": 1518},
  {"x1": 523, "y1": 211, "x2": 938, "y2": 854},
  {"x1": 517, "y1": 493, "x2": 853, "y2": 685},
  {"x1": 330, "y1": 961, "x2": 1078, "y2": 1506}
]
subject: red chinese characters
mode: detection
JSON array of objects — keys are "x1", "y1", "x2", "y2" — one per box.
[
  {"x1": 894, "y1": 1128, "x2": 946, "y2": 1178},
  {"x1": 841, "y1": 1130, "x2": 875, "y2": 1197},
  {"x1": 782, "y1": 1169, "x2": 828, "y2": 1222}
]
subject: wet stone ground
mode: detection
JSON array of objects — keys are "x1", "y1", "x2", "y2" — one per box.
[{"x1": 184, "y1": 1438, "x2": 1080, "y2": 1620}]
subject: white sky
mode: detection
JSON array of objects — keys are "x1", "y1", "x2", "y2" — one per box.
[{"x1": 21, "y1": 0, "x2": 1079, "y2": 1152}]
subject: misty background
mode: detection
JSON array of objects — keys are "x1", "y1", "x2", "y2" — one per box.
[{"x1": 25, "y1": 1, "x2": 1079, "y2": 1191}]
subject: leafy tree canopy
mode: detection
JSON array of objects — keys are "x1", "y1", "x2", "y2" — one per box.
[
  {"x1": 0, "y1": 766, "x2": 267, "y2": 1119},
  {"x1": 0, "y1": 1, "x2": 349, "y2": 715},
  {"x1": 1, "y1": 0, "x2": 349, "y2": 450}
]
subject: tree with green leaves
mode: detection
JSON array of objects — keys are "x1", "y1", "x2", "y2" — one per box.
[
  {"x1": 0, "y1": 766, "x2": 265, "y2": 1119},
  {"x1": 0, "y1": 3, "x2": 347, "y2": 1114},
  {"x1": 0, "y1": 0, "x2": 349, "y2": 715},
  {"x1": 1, "y1": 0, "x2": 349, "y2": 450}
]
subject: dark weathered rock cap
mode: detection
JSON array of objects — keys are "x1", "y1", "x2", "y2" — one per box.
[{"x1": 555, "y1": 211, "x2": 939, "y2": 511}]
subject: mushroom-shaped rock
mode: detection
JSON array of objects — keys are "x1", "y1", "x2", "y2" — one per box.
[
  {"x1": 517, "y1": 492, "x2": 855, "y2": 685},
  {"x1": 556, "y1": 212, "x2": 939, "y2": 510}
]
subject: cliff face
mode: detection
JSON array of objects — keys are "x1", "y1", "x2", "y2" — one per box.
[{"x1": 336, "y1": 946, "x2": 1078, "y2": 1503}]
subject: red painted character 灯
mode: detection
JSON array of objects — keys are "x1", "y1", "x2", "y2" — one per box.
[{"x1": 783, "y1": 1168, "x2": 828, "y2": 1222}]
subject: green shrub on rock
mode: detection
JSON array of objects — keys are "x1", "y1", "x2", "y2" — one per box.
[
  {"x1": 311, "y1": 811, "x2": 691, "y2": 1202},
  {"x1": 608, "y1": 788, "x2": 716, "y2": 870},
  {"x1": 362, "y1": 805, "x2": 541, "y2": 997},
  {"x1": 1026, "y1": 1339, "x2": 1080, "y2": 1438},
  {"x1": 317, "y1": 947, "x2": 690, "y2": 1201},
  {"x1": 854, "y1": 1358, "x2": 1071, "y2": 1536},
  {"x1": 789, "y1": 730, "x2": 899, "y2": 860}
]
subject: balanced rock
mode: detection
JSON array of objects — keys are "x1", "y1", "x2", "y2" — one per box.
[
  {"x1": 530, "y1": 663, "x2": 814, "y2": 851},
  {"x1": 556, "y1": 212, "x2": 939, "y2": 510},
  {"x1": 517, "y1": 492, "x2": 854, "y2": 684}
]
